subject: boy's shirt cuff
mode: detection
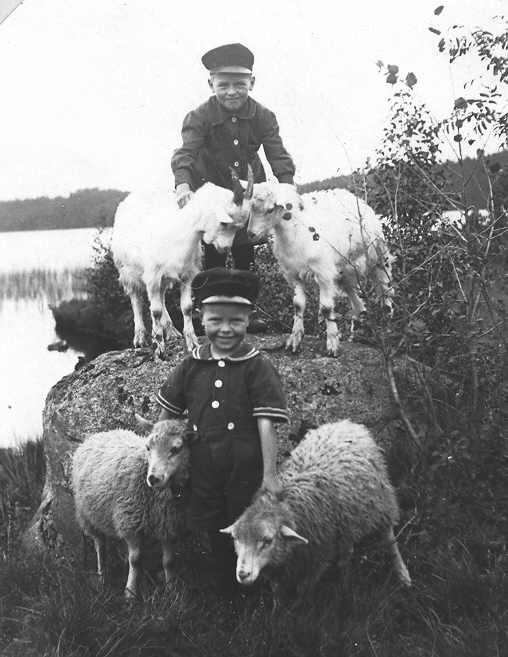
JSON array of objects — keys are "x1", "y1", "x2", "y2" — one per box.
[
  {"x1": 173, "y1": 170, "x2": 194, "y2": 188},
  {"x1": 252, "y1": 406, "x2": 289, "y2": 423},
  {"x1": 277, "y1": 173, "x2": 294, "y2": 185},
  {"x1": 156, "y1": 390, "x2": 185, "y2": 416}
]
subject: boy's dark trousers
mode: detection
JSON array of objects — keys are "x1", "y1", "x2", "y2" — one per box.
[
  {"x1": 203, "y1": 228, "x2": 254, "y2": 271},
  {"x1": 190, "y1": 431, "x2": 262, "y2": 588},
  {"x1": 207, "y1": 530, "x2": 238, "y2": 589}
]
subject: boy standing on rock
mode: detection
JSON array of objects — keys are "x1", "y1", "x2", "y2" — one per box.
[
  {"x1": 157, "y1": 268, "x2": 288, "y2": 586},
  {"x1": 172, "y1": 42, "x2": 295, "y2": 274}
]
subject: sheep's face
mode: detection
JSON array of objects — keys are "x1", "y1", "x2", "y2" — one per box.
[
  {"x1": 145, "y1": 420, "x2": 189, "y2": 490},
  {"x1": 221, "y1": 507, "x2": 309, "y2": 585},
  {"x1": 202, "y1": 209, "x2": 239, "y2": 253},
  {"x1": 246, "y1": 183, "x2": 300, "y2": 241}
]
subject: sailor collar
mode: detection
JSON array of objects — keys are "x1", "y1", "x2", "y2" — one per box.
[
  {"x1": 208, "y1": 96, "x2": 257, "y2": 126},
  {"x1": 191, "y1": 342, "x2": 259, "y2": 362}
]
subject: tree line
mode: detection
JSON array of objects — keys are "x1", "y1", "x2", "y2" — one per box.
[
  {"x1": 0, "y1": 188, "x2": 128, "y2": 232},
  {"x1": 300, "y1": 150, "x2": 508, "y2": 212}
]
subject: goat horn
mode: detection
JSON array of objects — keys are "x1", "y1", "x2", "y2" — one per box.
[
  {"x1": 230, "y1": 166, "x2": 244, "y2": 206},
  {"x1": 245, "y1": 163, "x2": 254, "y2": 200}
]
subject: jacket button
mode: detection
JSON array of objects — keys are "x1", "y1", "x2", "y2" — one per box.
[
  {"x1": 211, "y1": 400, "x2": 220, "y2": 408},
  {"x1": 233, "y1": 139, "x2": 239, "y2": 146},
  {"x1": 214, "y1": 380, "x2": 223, "y2": 388},
  {"x1": 233, "y1": 161, "x2": 239, "y2": 167},
  {"x1": 231, "y1": 116, "x2": 237, "y2": 123},
  {"x1": 218, "y1": 360, "x2": 226, "y2": 367},
  {"x1": 227, "y1": 422, "x2": 235, "y2": 430}
]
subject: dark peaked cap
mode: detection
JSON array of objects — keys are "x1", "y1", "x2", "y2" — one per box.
[
  {"x1": 201, "y1": 43, "x2": 254, "y2": 74},
  {"x1": 192, "y1": 268, "x2": 259, "y2": 306}
]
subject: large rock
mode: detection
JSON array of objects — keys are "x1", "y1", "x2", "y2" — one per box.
[{"x1": 25, "y1": 336, "x2": 440, "y2": 553}]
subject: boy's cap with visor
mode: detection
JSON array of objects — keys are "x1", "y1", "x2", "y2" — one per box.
[
  {"x1": 201, "y1": 43, "x2": 254, "y2": 75},
  {"x1": 192, "y1": 268, "x2": 259, "y2": 306}
]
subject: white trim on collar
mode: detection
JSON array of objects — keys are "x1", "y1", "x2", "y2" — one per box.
[{"x1": 191, "y1": 344, "x2": 259, "y2": 361}]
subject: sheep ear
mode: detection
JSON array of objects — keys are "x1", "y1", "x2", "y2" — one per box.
[
  {"x1": 219, "y1": 523, "x2": 236, "y2": 536},
  {"x1": 135, "y1": 413, "x2": 154, "y2": 433},
  {"x1": 280, "y1": 525, "x2": 309, "y2": 544}
]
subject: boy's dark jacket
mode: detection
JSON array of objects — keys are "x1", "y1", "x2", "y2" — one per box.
[{"x1": 172, "y1": 96, "x2": 295, "y2": 191}]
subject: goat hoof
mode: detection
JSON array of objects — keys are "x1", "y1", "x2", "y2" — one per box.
[
  {"x1": 152, "y1": 341, "x2": 166, "y2": 359},
  {"x1": 285, "y1": 335, "x2": 303, "y2": 354},
  {"x1": 184, "y1": 332, "x2": 199, "y2": 352},
  {"x1": 163, "y1": 326, "x2": 182, "y2": 341},
  {"x1": 133, "y1": 332, "x2": 149, "y2": 348}
]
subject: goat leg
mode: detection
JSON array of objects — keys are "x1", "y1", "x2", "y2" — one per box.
[{"x1": 286, "y1": 280, "x2": 306, "y2": 353}]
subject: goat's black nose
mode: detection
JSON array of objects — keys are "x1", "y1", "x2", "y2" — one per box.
[
  {"x1": 152, "y1": 309, "x2": 162, "y2": 321},
  {"x1": 148, "y1": 474, "x2": 161, "y2": 487},
  {"x1": 237, "y1": 570, "x2": 250, "y2": 582}
]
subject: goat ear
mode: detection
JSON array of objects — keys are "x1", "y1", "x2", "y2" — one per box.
[
  {"x1": 280, "y1": 525, "x2": 309, "y2": 544},
  {"x1": 219, "y1": 523, "x2": 236, "y2": 536},
  {"x1": 135, "y1": 413, "x2": 154, "y2": 433}
]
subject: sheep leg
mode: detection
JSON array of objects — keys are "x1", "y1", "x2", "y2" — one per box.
[
  {"x1": 180, "y1": 278, "x2": 199, "y2": 351},
  {"x1": 318, "y1": 278, "x2": 340, "y2": 356},
  {"x1": 161, "y1": 540, "x2": 175, "y2": 585},
  {"x1": 93, "y1": 534, "x2": 106, "y2": 584},
  {"x1": 286, "y1": 279, "x2": 306, "y2": 353},
  {"x1": 124, "y1": 535, "x2": 142, "y2": 599},
  {"x1": 385, "y1": 527, "x2": 411, "y2": 587},
  {"x1": 337, "y1": 542, "x2": 354, "y2": 605}
]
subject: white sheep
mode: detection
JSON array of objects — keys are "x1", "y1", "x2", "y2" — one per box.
[
  {"x1": 221, "y1": 419, "x2": 411, "y2": 600},
  {"x1": 112, "y1": 178, "x2": 251, "y2": 356},
  {"x1": 242, "y1": 184, "x2": 393, "y2": 356},
  {"x1": 71, "y1": 415, "x2": 189, "y2": 598}
]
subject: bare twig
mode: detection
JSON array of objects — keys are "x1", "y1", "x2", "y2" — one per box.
[{"x1": 385, "y1": 357, "x2": 422, "y2": 450}]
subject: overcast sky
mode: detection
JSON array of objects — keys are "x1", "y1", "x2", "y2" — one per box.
[{"x1": 0, "y1": 0, "x2": 505, "y2": 200}]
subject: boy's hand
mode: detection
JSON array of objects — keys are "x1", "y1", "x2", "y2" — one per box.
[
  {"x1": 176, "y1": 183, "x2": 194, "y2": 208},
  {"x1": 262, "y1": 474, "x2": 282, "y2": 495}
]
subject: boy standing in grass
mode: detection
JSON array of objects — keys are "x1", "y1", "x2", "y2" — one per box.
[
  {"x1": 156, "y1": 268, "x2": 288, "y2": 584},
  {"x1": 172, "y1": 42, "x2": 295, "y2": 273}
]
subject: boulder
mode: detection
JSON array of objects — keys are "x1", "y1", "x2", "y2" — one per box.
[{"x1": 24, "y1": 336, "x2": 440, "y2": 553}]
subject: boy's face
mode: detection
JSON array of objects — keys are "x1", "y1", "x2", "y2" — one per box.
[
  {"x1": 208, "y1": 73, "x2": 255, "y2": 112},
  {"x1": 201, "y1": 302, "x2": 251, "y2": 356}
]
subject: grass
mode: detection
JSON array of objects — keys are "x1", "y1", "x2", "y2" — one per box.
[
  {"x1": 0, "y1": 438, "x2": 45, "y2": 560},
  {"x1": 0, "y1": 268, "x2": 87, "y2": 306},
  {"x1": 0, "y1": 418, "x2": 506, "y2": 657}
]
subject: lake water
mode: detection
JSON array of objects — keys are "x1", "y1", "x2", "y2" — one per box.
[{"x1": 0, "y1": 228, "x2": 111, "y2": 447}]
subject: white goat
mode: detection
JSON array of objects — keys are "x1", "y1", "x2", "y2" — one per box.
[
  {"x1": 112, "y1": 180, "x2": 250, "y2": 356},
  {"x1": 243, "y1": 184, "x2": 393, "y2": 356}
]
